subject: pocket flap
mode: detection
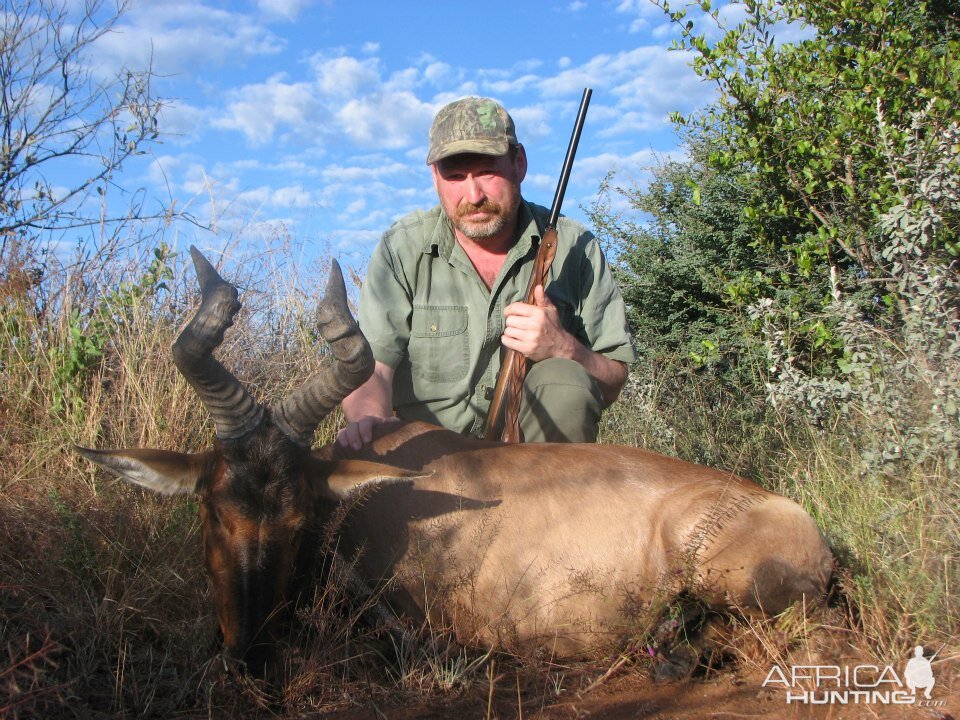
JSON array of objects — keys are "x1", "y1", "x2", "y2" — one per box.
[{"x1": 411, "y1": 305, "x2": 468, "y2": 337}]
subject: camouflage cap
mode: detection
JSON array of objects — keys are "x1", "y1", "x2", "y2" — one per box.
[{"x1": 426, "y1": 97, "x2": 518, "y2": 165}]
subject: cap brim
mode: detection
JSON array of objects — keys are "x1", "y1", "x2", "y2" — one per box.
[{"x1": 426, "y1": 138, "x2": 511, "y2": 165}]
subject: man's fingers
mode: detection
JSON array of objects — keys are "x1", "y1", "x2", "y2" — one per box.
[
  {"x1": 504, "y1": 312, "x2": 538, "y2": 332},
  {"x1": 337, "y1": 415, "x2": 393, "y2": 450},
  {"x1": 500, "y1": 334, "x2": 526, "y2": 355},
  {"x1": 359, "y1": 417, "x2": 376, "y2": 444},
  {"x1": 505, "y1": 287, "x2": 554, "y2": 318},
  {"x1": 348, "y1": 423, "x2": 365, "y2": 450},
  {"x1": 336, "y1": 425, "x2": 357, "y2": 447},
  {"x1": 503, "y1": 301, "x2": 532, "y2": 318}
]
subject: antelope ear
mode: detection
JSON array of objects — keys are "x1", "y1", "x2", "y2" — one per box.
[
  {"x1": 74, "y1": 446, "x2": 214, "y2": 495},
  {"x1": 314, "y1": 459, "x2": 428, "y2": 501}
]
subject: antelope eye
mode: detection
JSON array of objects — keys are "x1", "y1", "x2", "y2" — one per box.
[{"x1": 201, "y1": 501, "x2": 220, "y2": 526}]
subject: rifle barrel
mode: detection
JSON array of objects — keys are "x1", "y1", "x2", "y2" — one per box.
[{"x1": 546, "y1": 88, "x2": 592, "y2": 229}]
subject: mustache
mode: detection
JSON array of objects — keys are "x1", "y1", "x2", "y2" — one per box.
[{"x1": 455, "y1": 200, "x2": 502, "y2": 219}]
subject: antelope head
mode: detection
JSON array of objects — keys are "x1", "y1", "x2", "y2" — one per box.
[{"x1": 76, "y1": 247, "x2": 385, "y2": 674}]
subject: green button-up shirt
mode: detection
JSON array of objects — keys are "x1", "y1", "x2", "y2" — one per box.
[{"x1": 357, "y1": 199, "x2": 637, "y2": 437}]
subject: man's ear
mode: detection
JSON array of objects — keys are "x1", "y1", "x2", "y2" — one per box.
[
  {"x1": 74, "y1": 446, "x2": 213, "y2": 495},
  {"x1": 514, "y1": 143, "x2": 527, "y2": 183}
]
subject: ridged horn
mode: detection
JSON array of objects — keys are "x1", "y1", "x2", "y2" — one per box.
[
  {"x1": 172, "y1": 246, "x2": 264, "y2": 441},
  {"x1": 272, "y1": 259, "x2": 374, "y2": 447}
]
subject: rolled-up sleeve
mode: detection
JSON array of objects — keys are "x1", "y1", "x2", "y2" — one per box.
[
  {"x1": 357, "y1": 238, "x2": 412, "y2": 370},
  {"x1": 578, "y1": 233, "x2": 637, "y2": 364}
]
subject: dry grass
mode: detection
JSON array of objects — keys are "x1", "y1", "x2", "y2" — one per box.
[{"x1": 1, "y1": 239, "x2": 956, "y2": 717}]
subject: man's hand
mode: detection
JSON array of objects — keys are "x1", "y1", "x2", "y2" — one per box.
[
  {"x1": 338, "y1": 361, "x2": 397, "y2": 450},
  {"x1": 502, "y1": 285, "x2": 629, "y2": 406},
  {"x1": 502, "y1": 285, "x2": 574, "y2": 362},
  {"x1": 336, "y1": 414, "x2": 400, "y2": 451}
]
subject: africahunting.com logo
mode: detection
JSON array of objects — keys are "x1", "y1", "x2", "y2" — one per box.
[{"x1": 763, "y1": 644, "x2": 945, "y2": 707}]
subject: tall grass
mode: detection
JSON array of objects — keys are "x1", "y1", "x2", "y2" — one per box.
[
  {"x1": 1, "y1": 236, "x2": 955, "y2": 717},
  {"x1": 0, "y1": 237, "x2": 352, "y2": 717}
]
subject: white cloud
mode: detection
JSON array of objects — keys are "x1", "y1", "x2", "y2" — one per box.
[
  {"x1": 95, "y1": 3, "x2": 284, "y2": 78},
  {"x1": 717, "y1": 3, "x2": 749, "y2": 31},
  {"x1": 423, "y1": 61, "x2": 453, "y2": 86},
  {"x1": 236, "y1": 186, "x2": 272, "y2": 208},
  {"x1": 523, "y1": 172, "x2": 556, "y2": 197},
  {"x1": 213, "y1": 75, "x2": 325, "y2": 145},
  {"x1": 144, "y1": 154, "x2": 242, "y2": 218},
  {"x1": 156, "y1": 102, "x2": 208, "y2": 146},
  {"x1": 236, "y1": 217, "x2": 301, "y2": 242},
  {"x1": 510, "y1": 105, "x2": 552, "y2": 143},
  {"x1": 512, "y1": 59, "x2": 543, "y2": 74},
  {"x1": 271, "y1": 186, "x2": 315, "y2": 209},
  {"x1": 387, "y1": 68, "x2": 420, "y2": 93},
  {"x1": 256, "y1": 0, "x2": 313, "y2": 21},
  {"x1": 485, "y1": 74, "x2": 541, "y2": 96},
  {"x1": 207, "y1": 48, "x2": 438, "y2": 151},
  {"x1": 539, "y1": 47, "x2": 659, "y2": 96},
  {"x1": 334, "y1": 92, "x2": 434, "y2": 149},
  {"x1": 614, "y1": 0, "x2": 668, "y2": 34},
  {"x1": 220, "y1": 158, "x2": 321, "y2": 178},
  {"x1": 576, "y1": 148, "x2": 679, "y2": 187},
  {"x1": 146, "y1": 153, "x2": 191, "y2": 190},
  {"x1": 320, "y1": 161, "x2": 409, "y2": 184},
  {"x1": 610, "y1": 49, "x2": 709, "y2": 120},
  {"x1": 344, "y1": 198, "x2": 366, "y2": 215},
  {"x1": 330, "y1": 229, "x2": 382, "y2": 254},
  {"x1": 533, "y1": 46, "x2": 712, "y2": 135},
  {"x1": 313, "y1": 55, "x2": 381, "y2": 97}
]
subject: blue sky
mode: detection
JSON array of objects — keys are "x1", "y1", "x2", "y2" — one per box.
[{"x1": 75, "y1": 0, "x2": 755, "y2": 267}]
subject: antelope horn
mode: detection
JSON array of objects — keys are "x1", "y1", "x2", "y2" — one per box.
[
  {"x1": 272, "y1": 259, "x2": 374, "y2": 447},
  {"x1": 172, "y1": 246, "x2": 264, "y2": 441}
]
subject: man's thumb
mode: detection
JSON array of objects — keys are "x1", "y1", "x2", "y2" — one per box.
[{"x1": 534, "y1": 284, "x2": 553, "y2": 308}]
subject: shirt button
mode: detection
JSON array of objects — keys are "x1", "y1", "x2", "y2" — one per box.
[{"x1": 430, "y1": 323, "x2": 438, "y2": 332}]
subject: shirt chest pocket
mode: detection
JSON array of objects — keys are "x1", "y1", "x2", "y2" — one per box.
[{"x1": 409, "y1": 305, "x2": 470, "y2": 383}]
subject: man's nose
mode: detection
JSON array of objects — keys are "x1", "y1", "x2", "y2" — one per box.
[{"x1": 462, "y1": 175, "x2": 485, "y2": 204}]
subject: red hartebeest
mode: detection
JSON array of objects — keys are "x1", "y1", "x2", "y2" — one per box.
[{"x1": 77, "y1": 248, "x2": 833, "y2": 674}]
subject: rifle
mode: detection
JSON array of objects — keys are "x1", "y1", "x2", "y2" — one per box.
[{"x1": 483, "y1": 88, "x2": 592, "y2": 443}]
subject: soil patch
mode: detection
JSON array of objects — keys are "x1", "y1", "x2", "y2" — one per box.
[{"x1": 320, "y1": 661, "x2": 958, "y2": 720}]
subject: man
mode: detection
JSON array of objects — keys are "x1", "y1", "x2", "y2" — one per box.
[{"x1": 338, "y1": 97, "x2": 635, "y2": 449}]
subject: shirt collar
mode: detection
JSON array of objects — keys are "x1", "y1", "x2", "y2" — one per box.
[{"x1": 422, "y1": 198, "x2": 541, "y2": 260}]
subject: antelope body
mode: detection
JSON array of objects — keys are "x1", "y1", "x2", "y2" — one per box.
[{"x1": 77, "y1": 248, "x2": 832, "y2": 671}]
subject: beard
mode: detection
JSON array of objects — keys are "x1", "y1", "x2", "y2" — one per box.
[{"x1": 450, "y1": 199, "x2": 513, "y2": 240}]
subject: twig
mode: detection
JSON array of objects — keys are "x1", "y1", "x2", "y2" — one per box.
[
  {"x1": 583, "y1": 652, "x2": 632, "y2": 693},
  {"x1": 486, "y1": 657, "x2": 496, "y2": 720}
]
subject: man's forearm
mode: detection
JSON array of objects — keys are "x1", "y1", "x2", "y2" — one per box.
[{"x1": 566, "y1": 337, "x2": 628, "y2": 406}]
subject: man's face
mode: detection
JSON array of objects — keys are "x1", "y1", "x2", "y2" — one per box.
[{"x1": 432, "y1": 148, "x2": 527, "y2": 243}]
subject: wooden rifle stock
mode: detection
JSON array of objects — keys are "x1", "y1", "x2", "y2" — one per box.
[{"x1": 484, "y1": 88, "x2": 592, "y2": 443}]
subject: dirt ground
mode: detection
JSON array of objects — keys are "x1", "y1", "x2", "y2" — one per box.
[{"x1": 320, "y1": 662, "x2": 958, "y2": 720}]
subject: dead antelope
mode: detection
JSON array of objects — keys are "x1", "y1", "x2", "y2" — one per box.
[{"x1": 77, "y1": 247, "x2": 833, "y2": 674}]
